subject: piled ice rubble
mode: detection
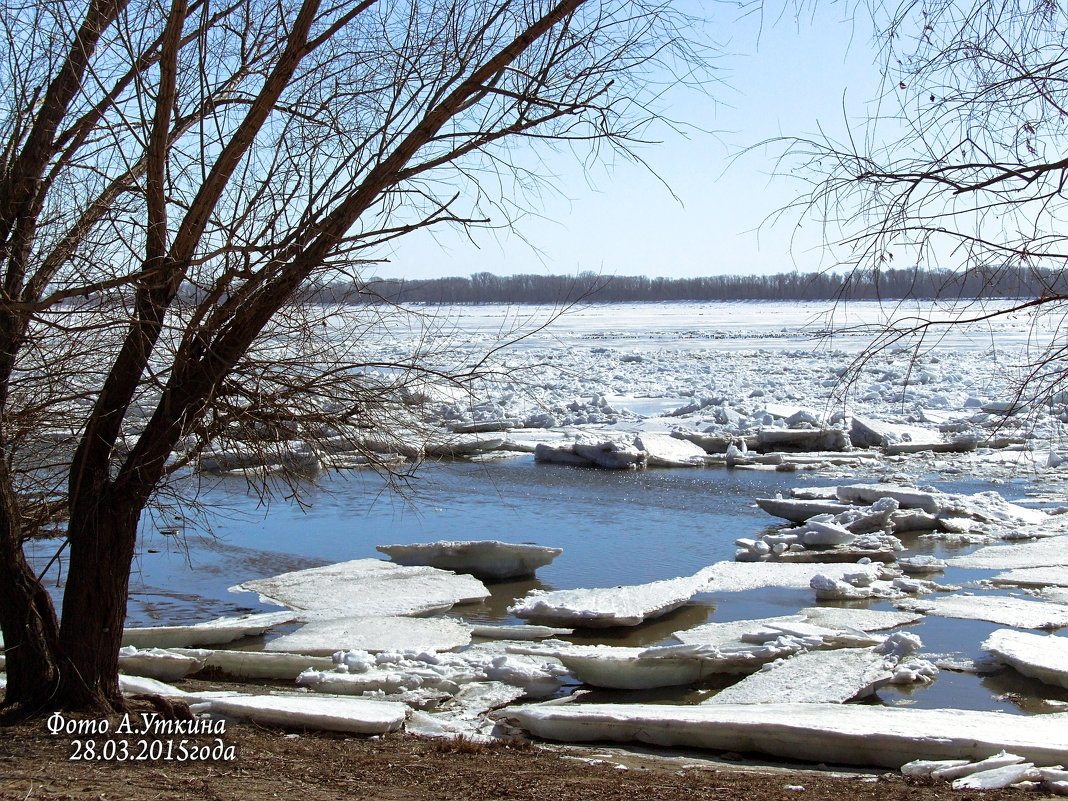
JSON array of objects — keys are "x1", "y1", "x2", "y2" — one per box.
[
  {"x1": 376, "y1": 540, "x2": 562, "y2": 581},
  {"x1": 742, "y1": 483, "x2": 1064, "y2": 561},
  {"x1": 902, "y1": 751, "x2": 1067, "y2": 792},
  {"x1": 510, "y1": 617, "x2": 934, "y2": 691},
  {"x1": 808, "y1": 565, "x2": 956, "y2": 602},
  {"x1": 296, "y1": 646, "x2": 570, "y2": 702},
  {"x1": 508, "y1": 567, "x2": 716, "y2": 627}
]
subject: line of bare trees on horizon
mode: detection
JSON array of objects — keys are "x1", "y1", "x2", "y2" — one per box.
[{"x1": 300, "y1": 265, "x2": 1068, "y2": 305}]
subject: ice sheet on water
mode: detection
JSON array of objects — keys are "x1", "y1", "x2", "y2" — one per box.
[
  {"x1": 897, "y1": 594, "x2": 1068, "y2": 630},
  {"x1": 702, "y1": 561, "x2": 888, "y2": 593},
  {"x1": 981, "y1": 629, "x2": 1068, "y2": 689},
  {"x1": 376, "y1": 540, "x2": 561, "y2": 581},
  {"x1": 265, "y1": 616, "x2": 471, "y2": 655},
  {"x1": 508, "y1": 566, "x2": 716, "y2": 627},
  {"x1": 503, "y1": 703, "x2": 1068, "y2": 769},
  {"x1": 121, "y1": 611, "x2": 297, "y2": 649},
  {"x1": 949, "y1": 535, "x2": 1068, "y2": 570},
  {"x1": 469, "y1": 623, "x2": 573, "y2": 640},
  {"x1": 228, "y1": 559, "x2": 490, "y2": 619},
  {"x1": 995, "y1": 566, "x2": 1068, "y2": 588},
  {"x1": 702, "y1": 647, "x2": 897, "y2": 705},
  {"x1": 798, "y1": 607, "x2": 923, "y2": 632}
]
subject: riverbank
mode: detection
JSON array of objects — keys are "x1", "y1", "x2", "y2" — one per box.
[{"x1": 0, "y1": 718, "x2": 1041, "y2": 801}]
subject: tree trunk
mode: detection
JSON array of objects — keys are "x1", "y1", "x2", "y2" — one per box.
[
  {"x1": 54, "y1": 495, "x2": 140, "y2": 714},
  {"x1": 0, "y1": 521, "x2": 62, "y2": 721}
]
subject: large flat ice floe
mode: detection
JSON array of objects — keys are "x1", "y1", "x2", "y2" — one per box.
[
  {"x1": 376, "y1": 540, "x2": 561, "y2": 581},
  {"x1": 672, "y1": 608, "x2": 921, "y2": 646},
  {"x1": 896, "y1": 594, "x2": 1068, "y2": 630},
  {"x1": 265, "y1": 616, "x2": 471, "y2": 655},
  {"x1": 170, "y1": 648, "x2": 333, "y2": 680},
  {"x1": 504, "y1": 703, "x2": 1068, "y2": 768},
  {"x1": 508, "y1": 567, "x2": 715, "y2": 627},
  {"x1": 197, "y1": 695, "x2": 406, "y2": 734},
  {"x1": 948, "y1": 535, "x2": 1068, "y2": 570},
  {"x1": 701, "y1": 561, "x2": 888, "y2": 593},
  {"x1": 994, "y1": 566, "x2": 1068, "y2": 588},
  {"x1": 121, "y1": 611, "x2": 297, "y2": 649},
  {"x1": 703, "y1": 648, "x2": 898, "y2": 705},
  {"x1": 982, "y1": 629, "x2": 1068, "y2": 689},
  {"x1": 229, "y1": 559, "x2": 490, "y2": 619}
]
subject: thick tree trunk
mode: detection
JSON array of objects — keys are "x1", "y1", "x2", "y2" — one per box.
[
  {"x1": 55, "y1": 496, "x2": 140, "y2": 714},
  {"x1": 0, "y1": 521, "x2": 62, "y2": 721}
]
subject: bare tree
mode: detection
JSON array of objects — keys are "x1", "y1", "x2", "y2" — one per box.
[
  {"x1": 0, "y1": 0, "x2": 705, "y2": 719},
  {"x1": 782, "y1": 0, "x2": 1068, "y2": 409}
]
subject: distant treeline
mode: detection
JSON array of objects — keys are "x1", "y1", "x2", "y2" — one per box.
[{"x1": 311, "y1": 266, "x2": 1068, "y2": 305}]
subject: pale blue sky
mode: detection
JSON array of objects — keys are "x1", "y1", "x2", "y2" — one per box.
[{"x1": 383, "y1": 2, "x2": 889, "y2": 281}]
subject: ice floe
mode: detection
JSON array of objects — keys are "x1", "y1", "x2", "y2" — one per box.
[
  {"x1": 197, "y1": 694, "x2": 406, "y2": 734},
  {"x1": 896, "y1": 594, "x2": 1068, "y2": 630},
  {"x1": 995, "y1": 566, "x2": 1068, "y2": 588},
  {"x1": 671, "y1": 608, "x2": 921, "y2": 647},
  {"x1": 948, "y1": 535, "x2": 1068, "y2": 570},
  {"x1": 121, "y1": 611, "x2": 297, "y2": 649},
  {"x1": 265, "y1": 616, "x2": 471, "y2": 655},
  {"x1": 469, "y1": 623, "x2": 573, "y2": 640},
  {"x1": 229, "y1": 559, "x2": 490, "y2": 619},
  {"x1": 981, "y1": 629, "x2": 1068, "y2": 689},
  {"x1": 515, "y1": 621, "x2": 907, "y2": 690},
  {"x1": 170, "y1": 648, "x2": 333, "y2": 680},
  {"x1": 376, "y1": 540, "x2": 561, "y2": 581},
  {"x1": 703, "y1": 638, "x2": 930, "y2": 705},
  {"x1": 504, "y1": 703, "x2": 1068, "y2": 768},
  {"x1": 118, "y1": 646, "x2": 204, "y2": 681},
  {"x1": 508, "y1": 567, "x2": 715, "y2": 627}
]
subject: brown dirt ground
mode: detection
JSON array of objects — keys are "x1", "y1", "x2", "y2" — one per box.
[{"x1": 0, "y1": 705, "x2": 1056, "y2": 801}]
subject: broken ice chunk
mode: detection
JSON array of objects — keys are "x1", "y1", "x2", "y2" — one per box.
[
  {"x1": 376, "y1": 540, "x2": 562, "y2": 581},
  {"x1": 508, "y1": 567, "x2": 715, "y2": 628},
  {"x1": 981, "y1": 629, "x2": 1068, "y2": 689}
]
